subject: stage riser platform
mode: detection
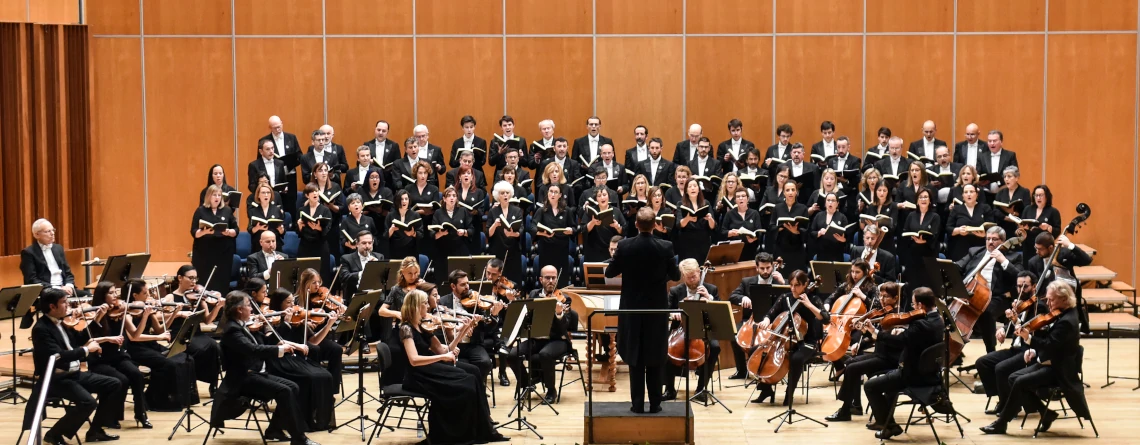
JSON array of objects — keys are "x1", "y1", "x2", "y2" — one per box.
[{"x1": 584, "y1": 401, "x2": 693, "y2": 444}]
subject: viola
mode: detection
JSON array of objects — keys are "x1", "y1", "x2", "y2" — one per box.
[
  {"x1": 747, "y1": 278, "x2": 821, "y2": 384},
  {"x1": 820, "y1": 276, "x2": 870, "y2": 362},
  {"x1": 880, "y1": 308, "x2": 925, "y2": 329},
  {"x1": 1021, "y1": 309, "x2": 1062, "y2": 332}
]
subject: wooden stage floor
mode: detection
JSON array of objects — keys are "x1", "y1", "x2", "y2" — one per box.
[{"x1": 3, "y1": 337, "x2": 1139, "y2": 444}]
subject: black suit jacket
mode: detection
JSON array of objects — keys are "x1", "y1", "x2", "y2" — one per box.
[
  {"x1": 364, "y1": 138, "x2": 402, "y2": 169},
  {"x1": 246, "y1": 250, "x2": 288, "y2": 280},
  {"x1": 300, "y1": 146, "x2": 349, "y2": 185},
  {"x1": 879, "y1": 311, "x2": 944, "y2": 385},
  {"x1": 873, "y1": 156, "x2": 912, "y2": 179},
  {"x1": 247, "y1": 157, "x2": 287, "y2": 193},
  {"x1": 449, "y1": 136, "x2": 488, "y2": 168},
  {"x1": 978, "y1": 149, "x2": 1019, "y2": 176},
  {"x1": 848, "y1": 246, "x2": 898, "y2": 283},
  {"x1": 216, "y1": 320, "x2": 282, "y2": 402},
  {"x1": 716, "y1": 138, "x2": 755, "y2": 170},
  {"x1": 623, "y1": 145, "x2": 650, "y2": 175},
  {"x1": 955, "y1": 247, "x2": 1023, "y2": 297},
  {"x1": 30, "y1": 316, "x2": 90, "y2": 379},
  {"x1": 810, "y1": 140, "x2": 840, "y2": 160},
  {"x1": 667, "y1": 283, "x2": 719, "y2": 314},
  {"x1": 1028, "y1": 246, "x2": 1092, "y2": 297},
  {"x1": 637, "y1": 158, "x2": 676, "y2": 187},
  {"x1": 907, "y1": 138, "x2": 947, "y2": 163},
  {"x1": 524, "y1": 289, "x2": 579, "y2": 343},
  {"x1": 536, "y1": 158, "x2": 583, "y2": 196},
  {"x1": 572, "y1": 135, "x2": 614, "y2": 166},
  {"x1": 606, "y1": 233, "x2": 680, "y2": 367},
  {"x1": 340, "y1": 251, "x2": 385, "y2": 277},
  {"x1": 21, "y1": 243, "x2": 76, "y2": 289},
  {"x1": 419, "y1": 143, "x2": 447, "y2": 177},
  {"x1": 953, "y1": 140, "x2": 986, "y2": 167},
  {"x1": 344, "y1": 165, "x2": 383, "y2": 192},
  {"x1": 263, "y1": 132, "x2": 301, "y2": 175},
  {"x1": 673, "y1": 140, "x2": 698, "y2": 165},
  {"x1": 1026, "y1": 307, "x2": 1089, "y2": 417}
]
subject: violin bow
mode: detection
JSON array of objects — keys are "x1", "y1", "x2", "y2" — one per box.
[{"x1": 192, "y1": 266, "x2": 218, "y2": 313}]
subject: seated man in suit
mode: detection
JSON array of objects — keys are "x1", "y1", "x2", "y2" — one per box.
[
  {"x1": 344, "y1": 145, "x2": 381, "y2": 193},
  {"x1": 974, "y1": 271, "x2": 1038, "y2": 414},
  {"x1": 717, "y1": 118, "x2": 754, "y2": 175},
  {"x1": 214, "y1": 293, "x2": 316, "y2": 445},
  {"x1": 981, "y1": 281, "x2": 1087, "y2": 435},
  {"x1": 248, "y1": 137, "x2": 288, "y2": 194},
  {"x1": 663, "y1": 259, "x2": 721, "y2": 403},
  {"x1": 247, "y1": 231, "x2": 288, "y2": 282},
  {"x1": 21, "y1": 219, "x2": 85, "y2": 327},
  {"x1": 22, "y1": 289, "x2": 123, "y2": 445},
  {"x1": 438, "y1": 270, "x2": 504, "y2": 378},
  {"x1": 444, "y1": 149, "x2": 488, "y2": 191},
  {"x1": 726, "y1": 252, "x2": 786, "y2": 379},
  {"x1": 505, "y1": 266, "x2": 578, "y2": 404},
  {"x1": 1027, "y1": 232, "x2": 1092, "y2": 331},
  {"x1": 954, "y1": 226, "x2": 1023, "y2": 353},
  {"x1": 849, "y1": 225, "x2": 898, "y2": 284},
  {"x1": 338, "y1": 230, "x2": 384, "y2": 300},
  {"x1": 863, "y1": 287, "x2": 945, "y2": 439}
]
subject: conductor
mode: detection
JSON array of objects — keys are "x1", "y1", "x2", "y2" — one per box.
[{"x1": 605, "y1": 207, "x2": 681, "y2": 413}]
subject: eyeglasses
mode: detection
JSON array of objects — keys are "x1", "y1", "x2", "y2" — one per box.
[
  {"x1": 185, "y1": 276, "x2": 199, "y2": 281},
  {"x1": 541, "y1": 276, "x2": 557, "y2": 281}
]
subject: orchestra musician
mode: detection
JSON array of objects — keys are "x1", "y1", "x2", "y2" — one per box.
[
  {"x1": 954, "y1": 226, "x2": 1023, "y2": 353},
  {"x1": 506, "y1": 266, "x2": 578, "y2": 404},
  {"x1": 260, "y1": 288, "x2": 337, "y2": 432},
  {"x1": 439, "y1": 270, "x2": 505, "y2": 380},
  {"x1": 663, "y1": 259, "x2": 720, "y2": 403},
  {"x1": 294, "y1": 269, "x2": 344, "y2": 389},
  {"x1": 973, "y1": 271, "x2": 1038, "y2": 414},
  {"x1": 20, "y1": 219, "x2": 85, "y2": 327},
  {"x1": 377, "y1": 257, "x2": 422, "y2": 382},
  {"x1": 114, "y1": 279, "x2": 199, "y2": 414},
  {"x1": 863, "y1": 287, "x2": 945, "y2": 439},
  {"x1": 86, "y1": 282, "x2": 155, "y2": 425},
  {"x1": 726, "y1": 252, "x2": 785, "y2": 379},
  {"x1": 1027, "y1": 232, "x2": 1092, "y2": 331},
  {"x1": 213, "y1": 293, "x2": 318, "y2": 445},
  {"x1": 164, "y1": 265, "x2": 222, "y2": 394},
  {"x1": 481, "y1": 258, "x2": 516, "y2": 386},
  {"x1": 22, "y1": 288, "x2": 124, "y2": 445},
  {"x1": 981, "y1": 281, "x2": 1087, "y2": 435},
  {"x1": 849, "y1": 224, "x2": 897, "y2": 283},
  {"x1": 248, "y1": 231, "x2": 289, "y2": 282},
  {"x1": 606, "y1": 208, "x2": 681, "y2": 413},
  {"x1": 751, "y1": 270, "x2": 828, "y2": 406},
  {"x1": 338, "y1": 230, "x2": 384, "y2": 301},
  {"x1": 826, "y1": 282, "x2": 900, "y2": 423}
]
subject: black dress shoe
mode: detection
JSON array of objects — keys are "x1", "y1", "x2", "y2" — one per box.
[
  {"x1": 728, "y1": 371, "x2": 747, "y2": 380},
  {"x1": 85, "y1": 428, "x2": 119, "y2": 442},
  {"x1": 107, "y1": 421, "x2": 121, "y2": 429},
  {"x1": 849, "y1": 403, "x2": 863, "y2": 416},
  {"x1": 980, "y1": 420, "x2": 1008, "y2": 435},
  {"x1": 542, "y1": 392, "x2": 557, "y2": 404},
  {"x1": 135, "y1": 416, "x2": 153, "y2": 429},
  {"x1": 630, "y1": 405, "x2": 645, "y2": 414},
  {"x1": 661, "y1": 389, "x2": 677, "y2": 401},
  {"x1": 875, "y1": 424, "x2": 903, "y2": 440},
  {"x1": 264, "y1": 429, "x2": 291, "y2": 442},
  {"x1": 825, "y1": 408, "x2": 852, "y2": 422},
  {"x1": 498, "y1": 371, "x2": 510, "y2": 387},
  {"x1": 750, "y1": 388, "x2": 775, "y2": 404},
  {"x1": 42, "y1": 433, "x2": 65, "y2": 445},
  {"x1": 1037, "y1": 409, "x2": 1059, "y2": 433},
  {"x1": 691, "y1": 392, "x2": 709, "y2": 404},
  {"x1": 648, "y1": 405, "x2": 663, "y2": 414},
  {"x1": 866, "y1": 421, "x2": 884, "y2": 431},
  {"x1": 985, "y1": 403, "x2": 1004, "y2": 415}
]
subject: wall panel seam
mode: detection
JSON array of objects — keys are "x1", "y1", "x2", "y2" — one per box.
[
  {"x1": 139, "y1": 0, "x2": 150, "y2": 253},
  {"x1": 1042, "y1": 0, "x2": 1049, "y2": 182},
  {"x1": 231, "y1": 0, "x2": 239, "y2": 189}
]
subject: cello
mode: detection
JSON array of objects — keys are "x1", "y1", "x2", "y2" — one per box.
[
  {"x1": 946, "y1": 234, "x2": 1023, "y2": 361},
  {"x1": 666, "y1": 261, "x2": 713, "y2": 371},
  {"x1": 746, "y1": 278, "x2": 821, "y2": 384},
  {"x1": 819, "y1": 273, "x2": 871, "y2": 362},
  {"x1": 735, "y1": 257, "x2": 783, "y2": 351}
]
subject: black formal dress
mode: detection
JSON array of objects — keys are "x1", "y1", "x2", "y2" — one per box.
[
  {"x1": 430, "y1": 206, "x2": 474, "y2": 280},
  {"x1": 85, "y1": 317, "x2": 149, "y2": 420},
  {"x1": 605, "y1": 233, "x2": 681, "y2": 411},
  {"x1": 900, "y1": 211, "x2": 942, "y2": 293},
  {"x1": 339, "y1": 213, "x2": 377, "y2": 253},
  {"x1": 993, "y1": 185, "x2": 1032, "y2": 242},
  {"x1": 673, "y1": 201, "x2": 715, "y2": 263},
  {"x1": 116, "y1": 314, "x2": 199, "y2": 411},
  {"x1": 247, "y1": 202, "x2": 285, "y2": 254},
  {"x1": 262, "y1": 321, "x2": 336, "y2": 431},
  {"x1": 580, "y1": 204, "x2": 627, "y2": 263},
  {"x1": 386, "y1": 209, "x2": 423, "y2": 261},
  {"x1": 860, "y1": 203, "x2": 899, "y2": 253},
  {"x1": 487, "y1": 204, "x2": 525, "y2": 285},
  {"x1": 457, "y1": 187, "x2": 488, "y2": 254},
  {"x1": 770, "y1": 202, "x2": 809, "y2": 275},
  {"x1": 360, "y1": 187, "x2": 395, "y2": 259},
  {"x1": 191, "y1": 206, "x2": 236, "y2": 293},
  {"x1": 809, "y1": 210, "x2": 849, "y2": 262},
  {"x1": 1018, "y1": 205, "x2": 1062, "y2": 268},
  {"x1": 720, "y1": 207, "x2": 763, "y2": 262},
  {"x1": 946, "y1": 202, "x2": 995, "y2": 261},
  {"x1": 199, "y1": 183, "x2": 241, "y2": 215},
  {"x1": 167, "y1": 291, "x2": 222, "y2": 389},
  {"x1": 296, "y1": 203, "x2": 333, "y2": 283},
  {"x1": 531, "y1": 206, "x2": 575, "y2": 288}
]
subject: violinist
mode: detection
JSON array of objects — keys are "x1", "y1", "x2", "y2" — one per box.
[
  {"x1": 376, "y1": 257, "x2": 421, "y2": 349},
  {"x1": 974, "y1": 271, "x2": 1037, "y2": 415},
  {"x1": 114, "y1": 279, "x2": 199, "y2": 414},
  {"x1": 247, "y1": 230, "x2": 289, "y2": 282},
  {"x1": 338, "y1": 230, "x2": 384, "y2": 301},
  {"x1": 507, "y1": 266, "x2": 579, "y2": 404},
  {"x1": 295, "y1": 268, "x2": 344, "y2": 388},
  {"x1": 954, "y1": 226, "x2": 1023, "y2": 353},
  {"x1": 85, "y1": 282, "x2": 151, "y2": 425},
  {"x1": 164, "y1": 265, "x2": 222, "y2": 394},
  {"x1": 1028, "y1": 232, "x2": 1092, "y2": 331},
  {"x1": 864, "y1": 287, "x2": 944, "y2": 439},
  {"x1": 849, "y1": 224, "x2": 897, "y2": 284},
  {"x1": 22, "y1": 289, "x2": 124, "y2": 445},
  {"x1": 726, "y1": 252, "x2": 784, "y2": 380},
  {"x1": 981, "y1": 281, "x2": 1086, "y2": 435},
  {"x1": 663, "y1": 259, "x2": 720, "y2": 403},
  {"x1": 482, "y1": 258, "x2": 516, "y2": 386},
  {"x1": 259, "y1": 288, "x2": 337, "y2": 432},
  {"x1": 825, "y1": 282, "x2": 901, "y2": 423},
  {"x1": 440, "y1": 270, "x2": 505, "y2": 378},
  {"x1": 751, "y1": 270, "x2": 827, "y2": 406}
]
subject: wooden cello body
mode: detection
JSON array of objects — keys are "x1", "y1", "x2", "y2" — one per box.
[
  {"x1": 666, "y1": 261, "x2": 713, "y2": 370},
  {"x1": 820, "y1": 286, "x2": 868, "y2": 362},
  {"x1": 745, "y1": 279, "x2": 819, "y2": 384},
  {"x1": 736, "y1": 258, "x2": 783, "y2": 351}
]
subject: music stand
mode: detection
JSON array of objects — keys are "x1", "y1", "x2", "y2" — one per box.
[
  {"x1": 267, "y1": 257, "x2": 321, "y2": 293},
  {"x1": 383, "y1": 260, "x2": 404, "y2": 291},
  {"x1": 810, "y1": 261, "x2": 851, "y2": 295},
  {"x1": 923, "y1": 258, "x2": 969, "y2": 301},
  {"x1": 582, "y1": 262, "x2": 621, "y2": 288},
  {"x1": 678, "y1": 300, "x2": 736, "y2": 413},
  {"x1": 167, "y1": 310, "x2": 208, "y2": 438},
  {"x1": 447, "y1": 255, "x2": 495, "y2": 279},
  {"x1": 336, "y1": 290, "x2": 386, "y2": 440},
  {"x1": 748, "y1": 284, "x2": 787, "y2": 318},
  {"x1": 933, "y1": 298, "x2": 971, "y2": 424},
  {"x1": 0, "y1": 285, "x2": 40, "y2": 404},
  {"x1": 98, "y1": 253, "x2": 151, "y2": 287},
  {"x1": 357, "y1": 261, "x2": 393, "y2": 293},
  {"x1": 706, "y1": 242, "x2": 745, "y2": 266},
  {"x1": 497, "y1": 298, "x2": 556, "y2": 439}
]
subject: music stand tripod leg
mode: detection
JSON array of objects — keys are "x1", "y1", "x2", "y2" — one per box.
[
  {"x1": 336, "y1": 326, "x2": 379, "y2": 440},
  {"x1": 497, "y1": 337, "x2": 544, "y2": 440}
]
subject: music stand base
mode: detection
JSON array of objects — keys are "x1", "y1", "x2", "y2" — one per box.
[
  {"x1": 167, "y1": 407, "x2": 209, "y2": 439},
  {"x1": 0, "y1": 386, "x2": 26, "y2": 404},
  {"x1": 766, "y1": 407, "x2": 828, "y2": 433},
  {"x1": 689, "y1": 389, "x2": 732, "y2": 413}
]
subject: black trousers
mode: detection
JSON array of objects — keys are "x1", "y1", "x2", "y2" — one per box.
[
  {"x1": 836, "y1": 353, "x2": 895, "y2": 407},
  {"x1": 89, "y1": 360, "x2": 145, "y2": 419},
  {"x1": 44, "y1": 371, "x2": 123, "y2": 438},
  {"x1": 864, "y1": 369, "x2": 908, "y2": 426},
  {"x1": 459, "y1": 342, "x2": 493, "y2": 377},
  {"x1": 757, "y1": 344, "x2": 814, "y2": 403},
  {"x1": 242, "y1": 373, "x2": 307, "y2": 443},
  {"x1": 666, "y1": 339, "x2": 720, "y2": 394},
  {"x1": 974, "y1": 346, "x2": 1025, "y2": 399},
  {"x1": 311, "y1": 337, "x2": 343, "y2": 389},
  {"x1": 974, "y1": 308, "x2": 998, "y2": 353},
  {"x1": 188, "y1": 333, "x2": 221, "y2": 387},
  {"x1": 628, "y1": 363, "x2": 664, "y2": 410},
  {"x1": 999, "y1": 363, "x2": 1057, "y2": 422},
  {"x1": 507, "y1": 339, "x2": 569, "y2": 396}
]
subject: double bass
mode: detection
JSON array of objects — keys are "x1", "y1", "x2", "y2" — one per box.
[
  {"x1": 666, "y1": 261, "x2": 713, "y2": 370},
  {"x1": 746, "y1": 278, "x2": 821, "y2": 384},
  {"x1": 946, "y1": 234, "x2": 1023, "y2": 361}
]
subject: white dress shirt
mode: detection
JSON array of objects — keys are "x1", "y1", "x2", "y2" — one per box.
[
  {"x1": 274, "y1": 133, "x2": 285, "y2": 157},
  {"x1": 966, "y1": 142, "x2": 979, "y2": 167},
  {"x1": 791, "y1": 161, "x2": 804, "y2": 177},
  {"x1": 649, "y1": 157, "x2": 661, "y2": 183},
  {"x1": 463, "y1": 135, "x2": 474, "y2": 150},
  {"x1": 40, "y1": 243, "x2": 63, "y2": 286},
  {"x1": 262, "y1": 250, "x2": 278, "y2": 279},
  {"x1": 589, "y1": 135, "x2": 600, "y2": 161},
  {"x1": 48, "y1": 315, "x2": 86, "y2": 371},
  {"x1": 262, "y1": 157, "x2": 277, "y2": 185},
  {"x1": 822, "y1": 140, "x2": 835, "y2": 157},
  {"x1": 923, "y1": 138, "x2": 935, "y2": 156},
  {"x1": 635, "y1": 144, "x2": 648, "y2": 163}
]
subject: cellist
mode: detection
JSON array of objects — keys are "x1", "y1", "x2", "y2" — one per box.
[
  {"x1": 727, "y1": 252, "x2": 785, "y2": 380},
  {"x1": 953, "y1": 226, "x2": 1023, "y2": 354},
  {"x1": 751, "y1": 270, "x2": 828, "y2": 406},
  {"x1": 822, "y1": 260, "x2": 878, "y2": 361},
  {"x1": 826, "y1": 282, "x2": 900, "y2": 423},
  {"x1": 663, "y1": 259, "x2": 720, "y2": 403}
]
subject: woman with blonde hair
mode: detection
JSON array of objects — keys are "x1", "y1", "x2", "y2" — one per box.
[
  {"x1": 536, "y1": 161, "x2": 577, "y2": 213},
  {"x1": 191, "y1": 183, "x2": 236, "y2": 293}
]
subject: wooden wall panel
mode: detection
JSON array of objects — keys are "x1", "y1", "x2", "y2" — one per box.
[
  {"x1": 91, "y1": 38, "x2": 147, "y2": 256},
  {"x1": 0, "y1": 0, "x2": 26, "y2": 22},
  {"x1": 415, "y1": 38, "x2": 503, "y2": 166},
  {"x1": 415, "y1": 0, "x2": 501, "y2": 35},
  {"x1": 956, "y1": 0, "x2": 1045, "y2": 32},
  {"x1": 686, "y1": 0, "x2": 773, "y2": 34},
  {"x1": 504, "y1": 38, "x2": 593, "y2": 149},
  {"x1": 234, "y1": 0, "x2": 322, "y2": 35},
  {"x1": 0, "y1": 249, "x2": 86, "y2": 288},
  {"x1": 1049, "y1": 0, "x2": 1138, "y2": 31},
  {"x1": 142, "y1": 0, "x2": 231, "y2": 35},
  {"x1": 1046, "y1": 34, "x2": 1137, "y2": 283},
  {"x1": 234, "y1": 38, "x2": 324, "y2": 166},
  {"x1": 325, "y1": 38, "x2": 415, "y2": 152},
  {"x1": 774, "y1": 37, "x2": 862, "y2": 152},
  {"x1": 866, "y1": 0, "x2": 953, "y2": 32},
  {"x1": 685, "y1": 37, "x2": 773, "y2": 147},
  {"x1": 596, "y1": 38, "x2": 683, "y2": 157},
  {"x1": 506, "y1": 0, "x2": 591, "y2": 35},
  {"x1": 28, "y1": 0, "x2": 80, "y2": 24},
  {"x1": 864, "y1": 36, "x2": 953, "y2": 152},
  {"x1": 955, "y1": 35, "x2": 1045, "y2": 184},
  {"x1": 775, "y1": 0, "x2": 862, "y2": 34},
  {"x1": 596, "y1": 0, "x2": 683, "y2": 35},
  {"x1": 87, "y1": 0, "x2": 141, "y2": 35},
  {"x1": 325, "y1": 0, "x2": 413, "y2": 35},
  {"x1": 143, "y1": 38, "x2": 235, "y2": 261}
]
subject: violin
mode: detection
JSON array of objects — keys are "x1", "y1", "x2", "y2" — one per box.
[
  {"x1": 1014, "y1": 295, "x2": 1037, "y2": 316},
  {"x1": 493, "y1": 276, "x2": 520, "y2": 301},
  {"x1": 287, "y1": 306, "x2": 330, "y2": 326},
  {"x1": 735, "y1": 257, "x2": 783, "y2": 351},
  {"x1": 186, "y1": 285, "x2": 222, "y2": 306},
  {"x1": 310, "y1": 286, "x2": 346, "y2": 314},
  {"x1": 62, "y1": 305, "x2": 102, "y2": 332},
  {"x1": 880, "y1": 308, "x2": 925, "y2": 329},
  {"x1": 461, "y1": 291, "x2": 498, "y2": 311},
  {"x1": 1020, "y1": 309, "x2": 1062, "y2": 333}
]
